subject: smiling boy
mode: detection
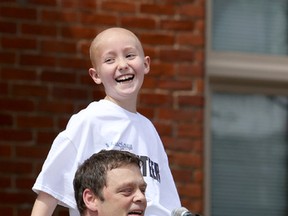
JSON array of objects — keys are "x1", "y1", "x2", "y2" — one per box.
[{"x1": 31, "y1": 27, "x2": 181, "y2": 216}]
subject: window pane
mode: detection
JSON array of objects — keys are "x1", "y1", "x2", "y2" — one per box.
[
  {"x1": 211, "y1": 93, "x2": 288, "y2": 216},
  {"x1": 212, "y1": 0, "x2": 288, "y2": 55}
]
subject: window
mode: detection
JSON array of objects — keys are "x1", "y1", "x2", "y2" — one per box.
[
  {"x1": 210, "y1": 93, "x2": 288, "y2": 216},
  {"x1": 205, "y1": 0, "x2": 288, "y2": 216}
]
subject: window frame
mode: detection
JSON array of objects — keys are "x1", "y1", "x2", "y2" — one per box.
[{"x1": 205, "y1": 0, "x2": 288, "y2": 215}]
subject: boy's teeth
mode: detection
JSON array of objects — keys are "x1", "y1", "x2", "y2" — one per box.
[{"x1": 116, "y1": 75, "x2": 134, "y2": 82}]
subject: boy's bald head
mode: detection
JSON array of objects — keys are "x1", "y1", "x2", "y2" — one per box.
[{"x1": 89, "y1": 27, "x2": 145, "y2": 68}]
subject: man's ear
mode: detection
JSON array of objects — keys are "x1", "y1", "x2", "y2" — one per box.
[
  {"x1": 89, "y1": 68, "x2": 102, "y2": 84},
  {"x1": 82, "y1": 188, "x2": 98, "y2": 212},
  {"x1": 143, "y1": 56, "x2": 150, "y2": 75}
]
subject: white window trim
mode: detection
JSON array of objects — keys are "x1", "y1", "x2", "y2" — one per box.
[{"x1": 205, "y1": 0, "x2": 288, "y2": 215}]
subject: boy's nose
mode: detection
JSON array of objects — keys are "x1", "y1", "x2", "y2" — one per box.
[{"x1": 117, "y1": 58, "x2": 128, "y2": 71}]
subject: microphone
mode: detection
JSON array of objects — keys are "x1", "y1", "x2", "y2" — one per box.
[{"x1": 171, "y1": 207, "x2": 201, "y2": 216}]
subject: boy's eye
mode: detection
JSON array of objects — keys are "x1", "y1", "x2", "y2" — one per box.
[
  {"x1": 126, "y1": 53, "x2": 136, "y2": 59},
  {"x1": 104, "y1": 58, "x2": 114, "y2": 63}
]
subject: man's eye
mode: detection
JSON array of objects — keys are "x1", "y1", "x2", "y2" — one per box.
[
  {"x1": 120, "y1": 187, "x2": 134, "y2": 195},
  {"x1": 141, "y1": 186, "x2": 147, "y2": 194}
]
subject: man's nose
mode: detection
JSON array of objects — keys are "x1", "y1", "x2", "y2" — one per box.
[{"x1": 133, "y1": 189, "x2": 146, "y2": 204}]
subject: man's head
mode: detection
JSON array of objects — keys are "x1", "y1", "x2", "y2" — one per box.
[{"x1": 73, "y1": 150, "x2": 147, "y2": 216}]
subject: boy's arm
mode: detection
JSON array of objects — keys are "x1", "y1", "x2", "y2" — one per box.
[{"x1": 31, "y1": 191, "x2": 58, "y2": 216}]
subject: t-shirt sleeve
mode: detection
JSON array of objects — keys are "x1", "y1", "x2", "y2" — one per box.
[{"x1": 32, "y1": 133, "x2": 79, "y2": 209}]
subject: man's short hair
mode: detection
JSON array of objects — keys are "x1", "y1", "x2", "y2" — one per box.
[{"x1": 73, "y1": 150, "x2": 141, "y2": 214}]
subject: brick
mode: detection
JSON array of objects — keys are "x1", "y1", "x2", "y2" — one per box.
[
  {"x1": 163, "y1": 137, "x2": 202, "y2": 152},
  {"x1": 171, "y1": 168, "x2": 194, "y2": 183},
  {"x1": 142, "y1": 76, "x2": 157, "y2": 89},
  {"x1": 194, "y1": 50, "x2": 204, "y2": 63},
  {"x1": 0, "y1": 52, "x2": 16, "y2": 64},
  {"x1": 41, "y1": 10, "x2": 78, "y2": 22},
  {"x1": 159, "y1": 48, "x2": 194, "y2": 62},
  {"x1": 0, "y1": 6, "x2": 37, "y2": 19},
  {"x1": 140, "y1": 93, "x2": 172, "y2": 107},
  {"x1": 194, "y1": 78, "x2": 204, "y2": 94},
  {"x1": 29, "y1": 0, "x2": 57, "y2": 6},
  {"x1": 80, "y1": 13, "x2": 118, "y2": 26},
  {"x1": 154, "y1": 122, "x2": 173, "y2": 136},
  {"x1": 41, "y1": 70, "x2": 76, "y2": 83},
  {"x1": 1, "y1": 37, "x2": 37, "y2": 50},
  {"x1": 57, "y1": 116, "x2": 70, "y2": 129},
  {"x1": 41, "y1": 40, "x2": 77, "y2": 53},
  {"x1": 158, "y1": 108, "x2": 203, "y2": 123},
  {"x1": 52, "y1": 86, "x2": 89, "y2": 100},
  {"x1": 140, "y1": 33, "x2": 175, "y2": 45},
  {"x1": 121, "y1": 16, "x2": 156, "y2": 29},
  {"x1": 0, "y1": 176, "x2": 12, "y2": 188},
  {"x1": 158, "y1": 79, "x2": 192, "y2": 90},
  {"x1": 60, "y1": 0, "x2": 97, "y2": 9},
  {"x1": 178, "y1": 95, "x2": 204, "y2": 107},
  {"x1": 16, "y1": 146, "x2": 50, "y2": 159},
  {"x1": 178, "y1": 4, "x2": 205, "y2": 18},
  {"x1": 0, "y1": 161, "x2": 32, "y2": 174},
  {"x1": 177, "y1": 32, "x2": 204, "y2": 47},
  {"x1": 0, "y1": 129, "x2": 32, "y2": 141},
  {"x1": 149, "y1": 62, "x2": 175, "y2": 77},
  {"x1": 61, "y1": 26, "x2": 97, "y2": 39},
  {"x1": 12, "y1": 84, "x2": 49, "y2": 97},
  {"x1": 21, "y1": 23, "x2": 57, "y2": 36},
  {"x1": 0, "y1": 191, "x2": 34, "y2": 204},
  {"x1": 20, "y1": 54, "x2": 57, "y2": 67},
  {"x1": 15, "y1": 177, "x2": 35, "y2": 189},
  {"x1": 0, "y1": 82, "x2": 8, "y2": 95},
  {"x1": 177, "y1": 183, "x2": 202, "y2": 198},
  {"x1": 58, "y1": 57, "x2": 90, "y2": 69},
  {"x1": 38, "y1": 100, "x2": 74, "y2": 113},
  {"x1": 177, "y1": 123, "x2": 203, "y2": 138},
  {"x1": 0, "y1": 98, "x2": 35, "y2": 112},
  {"x1": 0, "y1": 145, "x2": 12, "y2": 157},
  {"x1": 36, "y1": 131, "x2": 57, "y2": 145},
  {"x1": 0, "y1": 207, "x2": 13, "y2": 216},
  {"x1": 177, "y1": 64, "x2": 204, "y2": 77},
  {"x1": 17, "y1": 115, "x2": 54, "y2": 129},
  {"x1": 169, "y1": 151, "x2": 202, "y2": 168},
  {"x1": 1, "y1": 68, "x2": 37, "y2": 81},
  {"x1": 17, "y1": 208, "x2": 34, "y2": 216},
  {"x1": 78, "y1": 40, "x2": 91, "y2": 56},
  {"x1": 161, "y1": 19, "x2": 194, "y2": 31},
  {"x1": 0, "y1": 113, "x2": 13, "y2": 126},
  {"x1": 102, "y1": 1, "x2": 136, "y2": 13},
  {"x1": 141, "y1": 3, "x2": 174, "y2": 15},
  {"x1": 0, "y1": 21, "x2": 17, "y2": 33}
]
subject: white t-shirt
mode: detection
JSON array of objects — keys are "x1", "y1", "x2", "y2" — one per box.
[{"x1": 33, "y1": 100, "x2": 181, "y2": 216}]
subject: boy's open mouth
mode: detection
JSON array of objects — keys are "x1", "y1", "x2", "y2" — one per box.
[{"x1": 115, "y1": 74, "x2": 134, "y2": 83}]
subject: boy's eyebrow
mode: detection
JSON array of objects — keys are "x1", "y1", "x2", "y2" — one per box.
[{"x1": 101, "y1": 47, "x2": 139, "y2": 57}]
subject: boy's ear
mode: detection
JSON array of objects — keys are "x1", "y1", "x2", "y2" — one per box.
[
  {"x1": 143, "y1": 56, "x2": 150, "y2": 75},
  {"x1": 89, "y1": 68, "x2": 102, "y2": 84},
  {"x1": 82, "y1": 188, "x2": 99, "y2": 213}
]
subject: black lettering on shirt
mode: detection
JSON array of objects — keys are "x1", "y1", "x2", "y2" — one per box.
[{"x1": 138, "y1": 155, "x2": 160, "y2": 182}]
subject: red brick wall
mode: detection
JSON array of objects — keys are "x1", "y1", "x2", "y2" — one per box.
[{"x1": 0, "y1": 0, "x2": 205, "y2": 215}]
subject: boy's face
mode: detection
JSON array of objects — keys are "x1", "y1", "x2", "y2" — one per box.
[
  {"x1": 96, "y1": 164, "x2": 147, "y2": 216},
  {"x1": 89, "y1": 29, "x2": 150, "y2": 103}
]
